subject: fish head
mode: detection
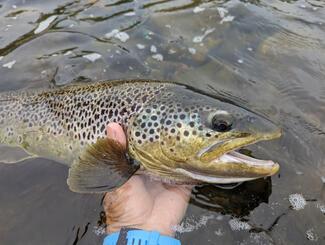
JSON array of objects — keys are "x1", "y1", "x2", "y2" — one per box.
[{"x1": 128, "y1": 86, "x2": 281, "y2": 184}]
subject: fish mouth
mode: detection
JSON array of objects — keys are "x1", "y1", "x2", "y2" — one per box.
[{"x1": 178, "y1": 129, "x2": 282, "y2": 184}]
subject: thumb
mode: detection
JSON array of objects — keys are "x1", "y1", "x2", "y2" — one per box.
[{"x1": 106, "y1": 122, "x2": 127, "y2": 148}]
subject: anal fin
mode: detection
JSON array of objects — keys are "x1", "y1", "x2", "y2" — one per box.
[
  {"x1": 0, "y1": 145, "x2": 36, "y2": 164},
  {"x1": 67, "y1": 138, "x2": 139, "y2": 193}
]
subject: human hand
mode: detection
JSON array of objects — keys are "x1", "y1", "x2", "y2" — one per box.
[{"x1": 103, "y1": 123, "x2": 192, "y2": 237}]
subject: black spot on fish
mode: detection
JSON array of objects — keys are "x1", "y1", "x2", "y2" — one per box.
[{"x1": 184, "y1": 130, "x2": 189, "y2": 136}]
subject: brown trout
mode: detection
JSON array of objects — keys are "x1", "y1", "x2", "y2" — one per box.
[{"x1": 0, "y1": 80, "x2": 281, "y2": 193}]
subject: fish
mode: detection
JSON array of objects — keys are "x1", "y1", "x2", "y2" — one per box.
[{"x1": 0, "y1": 80, "x2": 281, "y2": 193}]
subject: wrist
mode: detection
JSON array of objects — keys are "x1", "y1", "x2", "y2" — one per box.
[
  {"x1": 103, "y1": 228, "x2": 181, "y2": 245},
  {"x1": 107, "y1": 224, "x2": 175, "y2": 237}
]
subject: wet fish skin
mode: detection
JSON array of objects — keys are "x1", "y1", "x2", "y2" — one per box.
[
  {"x1": 0, "y1": 80, "x2": 169, "y2": 165},
  {"x1": 0, "y1": 80, "x2": 281, "y2": 193}
]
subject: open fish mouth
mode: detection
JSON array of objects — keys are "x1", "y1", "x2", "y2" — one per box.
[{"x1": 176, "y1": 129, "x2": 281, "y2": 184}]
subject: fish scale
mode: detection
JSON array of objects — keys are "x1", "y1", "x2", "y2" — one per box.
[
  {"x1": 0, "y1": 80, "x2": 281, "y2": 193},
  {"x1": 0, "y1": 80, "x2": 171, "y2": 165}
]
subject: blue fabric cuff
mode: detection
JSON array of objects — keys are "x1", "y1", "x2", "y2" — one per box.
[{"x1": 103, "y1": 230, "x2": 181, "y2": 245}]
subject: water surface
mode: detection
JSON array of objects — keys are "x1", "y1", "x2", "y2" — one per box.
[{"x1": 0, "y1": 0, "x2": 324, "y2": 244}]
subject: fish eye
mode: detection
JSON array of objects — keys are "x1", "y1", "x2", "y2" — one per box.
[{"x1": 211, "y1": 114, "x2": 233, "y2": 132}]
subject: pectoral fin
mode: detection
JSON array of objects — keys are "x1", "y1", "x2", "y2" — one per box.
[{"x1": 67, "y1": 138, "x2": 139, "y2": 193}]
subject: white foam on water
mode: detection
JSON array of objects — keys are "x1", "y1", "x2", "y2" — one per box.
[
  {"x1": 316, "y1": 203, "x2": 325, "y2": 214},
  {"x1": 228, "y1": 218, "x2": 251, "y2": 231},
  {"x1": 64, "y1": 51, "x2": 73, "y2": 56},
  {"x1": 214, "y1": 228, "x2": 223, "y2": 236},
  {"x1": 0, "y1": 56, "x2": 3, "y2": 61},
  {"x1": 237, "y1": 59, "x2": 243, "y2": 64},
  {"x1": 2, "y1": 60, "x2": 16, "y2": 69},
  {"x1": 93, "y1": 226, "x2": 106, "y2": 236},
  {"x1": 289, "y1": 193, "x2": 306, "y2": 210},
  {"x1": 152, "y1": 54, "x2": 163, "y2": 61},
  {"x1": 247, "y1": 47, "x2": 253, "y2": 51},
  {"x1": 220, "y1": 15, "x2": 235, "y2": 24},
  {"x1": 150, "y1": 45, "x2": 157, "y2": 53},
  {"x1": 306, "y1": 228, "x2": 318, "y2": 241},
  {"x1": 193, "y1": 6, "x2": 205, "y2": 13},
  {"x1": 34, "y1": 15, "x2": 57, "y2": 34},
  {"x1": 83, "y1": 53, "x2": 102, "y2": 62},
  {"x1": 217, "y1": 7, "x2": 228, "y2": 18},
  {"x1": 217, "y1": 7, "x2": 235, "y2": 24},
  {"x1": 136, "y1": 44, "x2": 145, "y2": 49},
  {"x1": 114, "y1": 32, "x2": 129, "y2": 42},
  {"x1": 321, "y1": 176, "x2": 325, "y2": 183},
  {"x1": 105, "y1": 29, "x2": 120, "y2": 38},
  {"x1": 105, "y1": 29, "x2": 129, "y2": 42},
  {"x1": 188, "y1": 47, "x2": 196, "y2": 54},
  {"x1": 172, "y1": 215, "x2": 214, "y2": 233},
  {"x1": 168, "y1": 49, "x2": 176, "y2": 54},
  {"x1": 124, "y1": 12, "x2": 136, "y2": 16},
  {"x1": 193, "y1": 28, "x2": 215, "y2": 43}
]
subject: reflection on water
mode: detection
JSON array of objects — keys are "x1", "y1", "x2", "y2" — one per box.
[
  {"x1": 0, "y1": 0, "x2": 324, "y2": 244},
  {"x1": 192, "y1": 178, "x2": 272, "y2": 217}
]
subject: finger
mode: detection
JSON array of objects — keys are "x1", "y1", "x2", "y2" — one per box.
[{"x1": 106, "y1": 122, "x2": 127, "y2": 147}]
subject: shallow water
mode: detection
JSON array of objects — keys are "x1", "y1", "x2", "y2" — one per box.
[{"x1": 0, "y1": 0, "x2": 324, "y2": 244}]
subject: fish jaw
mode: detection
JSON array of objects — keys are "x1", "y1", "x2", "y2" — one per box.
[
  {"x1": 177, "y1": 151, "x2": 279, "y2": 184},
  {"x1": 176, "y1": 129, "x2": 282, "y2": 183},
  {"x1": 198, "y1": 129, "x2": 282, "y2": 162}
]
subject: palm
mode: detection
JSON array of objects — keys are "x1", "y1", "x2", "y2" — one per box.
[
  {"x1": 104, "y1": 175, "x2": 191, "y2": 236},
  {"x1": 103, "y1": 123, "x2": 191, "y2": 236}
]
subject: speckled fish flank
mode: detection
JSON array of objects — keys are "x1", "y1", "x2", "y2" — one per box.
[
  {"x1": 0, "y1": 80, "x2": 168, "y2": 164},
  {"x1": 0, "y1": 80, "x2": 282, "y2": 193}
]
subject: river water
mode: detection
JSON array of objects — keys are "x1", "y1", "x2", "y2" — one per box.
[{"x1": 0, "y1": 0, "x2": 324, "y2": 244}]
